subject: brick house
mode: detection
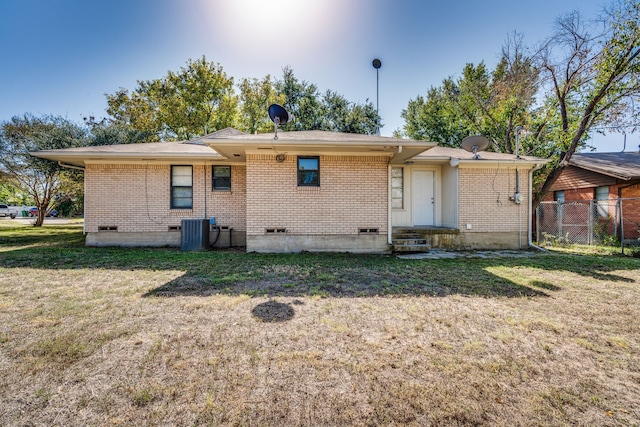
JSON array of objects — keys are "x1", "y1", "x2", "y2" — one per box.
[
  {"x1": 544, "y1": 151, "x2": 640, "y2": 240},
  {"x1": 33, "y1": 128, "x2": 547, "y2": 253}
]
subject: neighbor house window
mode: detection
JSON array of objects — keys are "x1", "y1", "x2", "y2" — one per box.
[
  {"x1": 391, "y1": 167, "x2": 404, "y2": 209},
  {"x1": 212, "y1": 166, "x2": 231, "y2": 191},
  {"x1": 595, "y1": 186, "x2": 609, "y2": 218},
  {"x1": 298, "y1": 156, "x2": 319, "y2": 186},
  {"x1": 554, "y1": 191, "x2": 565, "y2": 203},
  {"x1": 171, "y1": 165, "x2": 193, "y2": 209}
]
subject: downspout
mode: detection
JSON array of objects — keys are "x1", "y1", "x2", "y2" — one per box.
[
  {"x1": 515, "y1": 176, "x2": 531, "y2": 249},
  {"x1": 387, "y1": 161, "x2": 392, "y2": 247},
  {"x1": 203, "y1": 163, "x2": 207, "y2": 219},
  {"x1": 528, "y1": 164, "x2": 547, "y2": 252},
  {"x1": 57, "y1": 161, "x2": 86, "y2": 234},
  {"x1": 515, "y1": 127, "x2": 522, "y2": 249}
]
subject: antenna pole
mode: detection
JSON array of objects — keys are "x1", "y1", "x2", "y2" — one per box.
[
  {"x1": 515, "y1": 125, "x2": 522, "y2": 159},
  {"x1": 372, "y1": 59, "x2": 382, "y2": 135},
  {"x1": 273, "y1": 117, "x2": 280, "y2": 140},
  {"x1": 376, "y1": 67, "x2": 379, "y2": 134}
]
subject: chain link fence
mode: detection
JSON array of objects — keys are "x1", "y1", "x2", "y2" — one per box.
[{"x1": 536, "y1": 198, "x2": 640, "y2": 248}]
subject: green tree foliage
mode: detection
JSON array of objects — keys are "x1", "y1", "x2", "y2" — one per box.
[
  {"x1": 0, "y1": 114, "x2": 87, "y2": 226},
  {"x1": 400, "y1": 33, "x2": 539, "y2": 153},
  {"x1": 238, "y1": 75, "x2": 285, "y2": 134},
  {"x1": 534, "y1": 0, "x2": 640, "y2": 203},
  {"x1": 83, "y1": 116, "x2": 153, "y2": 145},
  {"x1": 319, "y1": 90, "x2": 379, "y2": 134},
  {"x1": 400, "y1": 0, "x2": 640, "y2": 204},
  {"x1": 106, "y1": 56, "x2": 238, "y2": 141},
  {"x1": 275, "y1": 66, "x2": 380, "y2": 134},
  {"x1": 105, "y1": 62, "x2": 380, "y2": 138},
  {"x1": 275, "y1": 66, "x2": 323, "y2": 131},
  {"x1": 0, "y1": 182, "x2": 32, "y2": 206}
]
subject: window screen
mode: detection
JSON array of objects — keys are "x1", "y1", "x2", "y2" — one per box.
[
  {"x1": 213, "y1": 166, "x2": 231, "y2": 190},
  {"x1": 171, "y1": 165, "x2": 193, "y2": 209},
  {"x1": 298, "y1": 156, "x2": 319, "y2": 186}
]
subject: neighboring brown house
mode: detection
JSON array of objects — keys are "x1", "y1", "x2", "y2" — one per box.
[
  {"x1": 545, "y1": 151, "x2": 640, "y2": 240},
  {"x1": 32, "y1": 128, "x2": 547, "y2": 253},
  {"x1": 547, "y1": 151, "x2": 640, "y2": 202}
]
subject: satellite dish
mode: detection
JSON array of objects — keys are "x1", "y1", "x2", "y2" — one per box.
[
  {"x1": 372, "y1": 58, "x2": 382, "y2": 69},
  {"x1": 268, "y1": 104, "x2": 291, "y2": 140},
  {"x1": 461, "y1": 135, "x2": 490, "y2": 159}
]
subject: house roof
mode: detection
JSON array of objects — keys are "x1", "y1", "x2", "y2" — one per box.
[
  {"x1": 569, "y1": 152, "x2": 640, "y2": 181},
  {"x1": 413, "y1": 146, "x2": 548, "y2": 166},
  {"x1": 193, "y1": 129, "x2": 436, "y2": 163},
  {"x1": 31, "y1": 140, "x2": 223, "y2": 166},
  {"x1": 31, "y1": 127, "x2": 548, "y2": 167},
  {"x1": 31, "y1": 128, "x2": 437, "y2": 166}
]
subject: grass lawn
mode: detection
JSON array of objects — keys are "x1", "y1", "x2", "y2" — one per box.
[{"x1": 0, "y1": 224, "x2": 639, "y2": 425}]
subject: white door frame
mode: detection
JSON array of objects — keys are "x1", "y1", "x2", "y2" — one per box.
[{"x1": 389, "y1": 165, "x2": 441, "y2": 229}]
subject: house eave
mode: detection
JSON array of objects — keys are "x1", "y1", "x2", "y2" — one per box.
[
  {"x1": 30, "y1": 151, "x2": 224, "y2": 167},
  {"x1": 206, "y1": 140, "x2": 435, "y2": 163},
  {"x1": 567, "y1": 163, "x2": 634, "y2": 181},
  {"x1": 409, "y1": 157, "x2": 550, "y2": 168}
]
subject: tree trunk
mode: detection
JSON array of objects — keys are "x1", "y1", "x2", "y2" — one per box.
[{"x1": 34, "y1": 209, "x2": 45, "y2": 227}]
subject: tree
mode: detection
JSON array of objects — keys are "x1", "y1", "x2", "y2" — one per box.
[
  {"x1": 319, "y1": 90, "x2": 379, "y2": 134},
  {"x1": 275, "y1": 67, "x2": 380, "y2": 134},
  {"x1": 275, "y1": 66, "x2": 323, "y2": 131},
  {"x1": 106, "y1": 56, "x2": 238, "y2": 141},
  {"x1": 400, "y1": 0, "x2": 640, "y2": 204},
  {"x1": 400, "y1": 33, "x2": 539, "y2": 153},
  {"x1": 0, "y1": 182, "x2": 32, "y2": 206},
  {"x1": 0, "y1": 114, "x2": 87, "y2": 226},
  {"x1": 237, "y1": 75, "x2": 286, "y2": 134},
  {"x1": 534, "y1": 0, "x2": 640, "y2": 204},
  {"x1": 83, "y1": 116, "x2": 153, "y2": 145}
]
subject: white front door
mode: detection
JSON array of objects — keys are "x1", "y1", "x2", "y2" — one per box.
[{"x1": 412, "y1": 170, "x2": 434, "y2": 225}]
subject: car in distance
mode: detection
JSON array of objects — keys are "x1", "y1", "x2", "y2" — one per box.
[
  {"x1": 28, "y1": 207, "x2": 59, "y2": 217},
  {"x1": 0, "y1": 204, "x2": 18, "y2": 219}
]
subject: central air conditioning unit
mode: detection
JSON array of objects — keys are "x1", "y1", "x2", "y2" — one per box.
[{"x1": 181, "y1": 218, "x2": 210, "y2": 251}]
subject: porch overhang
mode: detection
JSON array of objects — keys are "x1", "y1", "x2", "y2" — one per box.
[{"x1": 202, "y1": 135, "x2": 434, "y2": 163}]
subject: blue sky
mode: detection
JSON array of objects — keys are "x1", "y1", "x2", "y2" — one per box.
[{"x1": 0, "y1": 0, "x2": 631, "y2": 152}]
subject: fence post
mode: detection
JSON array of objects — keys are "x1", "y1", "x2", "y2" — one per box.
[
  {"x1": 588, "y1": 200, "x2": 593, "y2": 245},
  {"x1": 620, "y1": 198, "x2": 625, "y2": 255},
  {"x1": 557, "y1": 203, "x2": 563, "y2": 241},
  {"x1": 536, "y1": 204, "x2": 540, "y2": 244}
]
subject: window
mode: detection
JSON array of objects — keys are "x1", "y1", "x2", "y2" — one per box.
[
  {"x1": 298, "y1": 156, "x2": 319, "y2": 186},
  {"x1": 554, "y1": 191, "x2": 565, "y2": 203},
  {"x1": 595, "y1": 186, "x2": 609, "y2": 218},
  {"x1": 171, "y1": 165, "x2": 193, "y2": 209},
  {"x1": 391, "y1": 167, "x2": 404, "y2": 209},
  {"x1": 212, "y1": 166, "x2": 231, "y2": 191}
]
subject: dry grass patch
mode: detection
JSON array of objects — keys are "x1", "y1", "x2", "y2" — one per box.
[{"x1": 0, "y1": 225, "x2": 639, "y2": 425}]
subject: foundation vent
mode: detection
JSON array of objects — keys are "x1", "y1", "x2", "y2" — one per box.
[
  {"x1": 98, "y1": 226, "x2": 118, "y2": 232},
  {"x1": 359, "y1": 228, "x2": 379, "y2": 234},
  {"x1": 265, "y1": 228, "x2": 287, "y2": 234}
]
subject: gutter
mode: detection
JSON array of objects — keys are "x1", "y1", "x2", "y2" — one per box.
[{"x1": 58, "y1": 161, "x2": 85, "y2": 171}]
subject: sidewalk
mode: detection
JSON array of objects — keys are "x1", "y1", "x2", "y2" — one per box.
[{"x1": 397, "y1": 249, "x2": 540, "y2": 259}]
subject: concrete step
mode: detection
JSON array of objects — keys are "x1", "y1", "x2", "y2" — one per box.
[
  {"x1": 393, "y1": 233, "x2": 422, "y2": 239},
  {"x1": 392, "y1": 238, "x2": 428, "y2": 246},
  {"x1": 392, "y1": 238, "x2": 431, "y2": 252},
  {"x1": 393, "y1": 243, "x2": 432, "y2": 253}
]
